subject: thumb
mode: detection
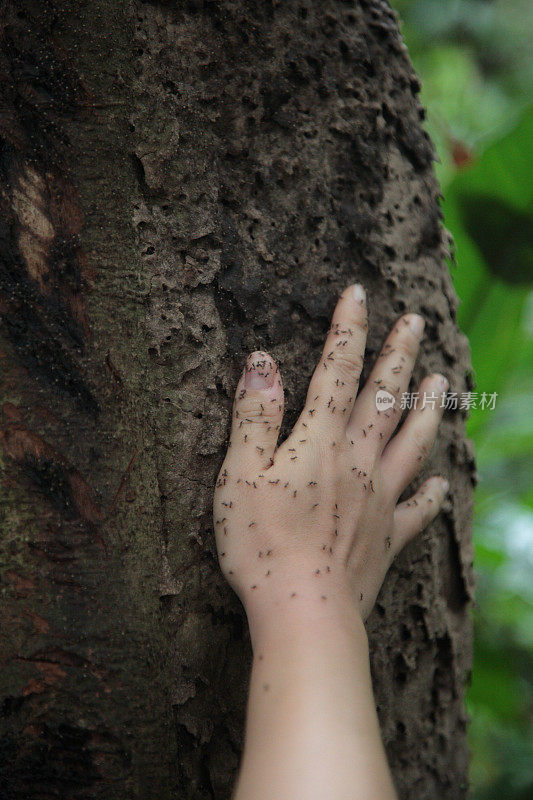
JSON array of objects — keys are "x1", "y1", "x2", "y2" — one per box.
[{"x1": 228, "y1": 351, "x2": 284, "y2": 472}]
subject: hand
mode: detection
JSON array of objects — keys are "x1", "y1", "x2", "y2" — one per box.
[{"x1": 213, "y1": 284, "x2": 449, "y2": 635}]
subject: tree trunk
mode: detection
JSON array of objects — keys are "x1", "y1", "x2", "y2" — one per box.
[{"x1": 0, "y1": 1, "x2": 476, "y2": 798}]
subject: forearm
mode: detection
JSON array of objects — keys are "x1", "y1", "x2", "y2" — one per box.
[{"x1": 234, "y1": 597, "x2": 398, "y2": 800}]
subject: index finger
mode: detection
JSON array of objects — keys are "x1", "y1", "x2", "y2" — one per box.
[{"x1": 293, "y1": 284, "x2": 368, "y2": 438}]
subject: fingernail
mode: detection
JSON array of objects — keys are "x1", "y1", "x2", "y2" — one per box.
[
  {"x1": 407, "y1": 314, "x2": 425, "y2": 339},
  {"x1": 352, "y1": 283, "x2": 366, "y2": 303},
  {"x1": 441, "y1": 478, "x2": 449, "y2": 493},
  {"x1": 244, "y1": 352, "x2": 275, "y2": 389},
  {"x1": 436, "y1": 374, "x2": 449, "y2": 392}
]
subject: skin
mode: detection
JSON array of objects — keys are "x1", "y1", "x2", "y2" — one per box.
[{"x1": 213, "y1": 283, "x2": 449, "y2": 800}]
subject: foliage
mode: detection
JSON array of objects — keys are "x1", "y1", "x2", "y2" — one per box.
[{"x1": 391, "y1": 2, "x2": 533, "y2": 796}]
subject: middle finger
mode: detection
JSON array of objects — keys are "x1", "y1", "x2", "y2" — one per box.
[{"x1": 346, "y1": 313, "x2": 425, "y2": 453}]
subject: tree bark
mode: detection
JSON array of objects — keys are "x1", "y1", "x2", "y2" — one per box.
[{"x1": 0, "y1": 1, "x2": 475, "y2": 798}]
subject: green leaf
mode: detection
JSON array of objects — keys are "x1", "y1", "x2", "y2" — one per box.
[
  {"x1": 468, "y1": 641, "x2": 522, "y2": 721},
  {"x1": 441, "y1": 109, "x2": 533, "y2": 439},
  {"x1": 458, "y1": 195, "x2": 533, "y2": 285},
  {"x1": 451, "y1": 107, "x2": 533, "y2": 210},
  {"x1": 465, "y1": 281, "x2": 527, "y2": 439},
  {"x1": 474, "y1": 540, "x2": 507, "y2": 571}
]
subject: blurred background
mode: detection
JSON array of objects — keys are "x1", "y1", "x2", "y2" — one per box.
[{"x1": 390, "y1": 1, "x2": 533, "y2": 797}]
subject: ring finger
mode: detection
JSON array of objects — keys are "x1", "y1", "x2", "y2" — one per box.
[{"x1": 381, "y1": 372, "x2": 449, "y2": 500}]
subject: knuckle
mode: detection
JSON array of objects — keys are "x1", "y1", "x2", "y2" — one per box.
[
  {"x1": 234, "y1": 399, "x2": 282, "y2": 424},
  {"x1": 390, "y1": 338, "x2": 417, "y2": 361},
  {"x1": 350, "y1": 316, "x2": 368, "y2": 334},
  {"x1": 328, "y1": 314, "x2": 367, "y2": 342},
  {"x1": 330, "y1": 348, "x2": 364, "y2": 380}
]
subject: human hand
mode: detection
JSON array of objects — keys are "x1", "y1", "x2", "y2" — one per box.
[{"x1": 213, "y1": 284, "x2": 449, "y2": 636}]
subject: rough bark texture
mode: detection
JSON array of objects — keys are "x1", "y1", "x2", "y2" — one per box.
[{"x1": 0, "y1": 1, "x2": 476, "y2": 798}]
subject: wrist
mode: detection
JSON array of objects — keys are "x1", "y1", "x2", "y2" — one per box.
[{"x1": 245, "y1": 585, "x2": 367, "y2": 655}]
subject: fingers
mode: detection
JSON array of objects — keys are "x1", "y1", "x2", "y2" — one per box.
[
  {"x1": 392, "y1": 475, "x2": 448, "y2": 555},
  {"x1": 346, "y1": 312, "x2": 425, "y2": 453},
  {"x1": 381, "y1": 373, "x2": 449, "y2": 500},
  {"x1": 227, "y1": 351, "x2": 284, "y2": 471},
  {"x1": 297, "y1": 284, "x2": 368, "y2": 437}
]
